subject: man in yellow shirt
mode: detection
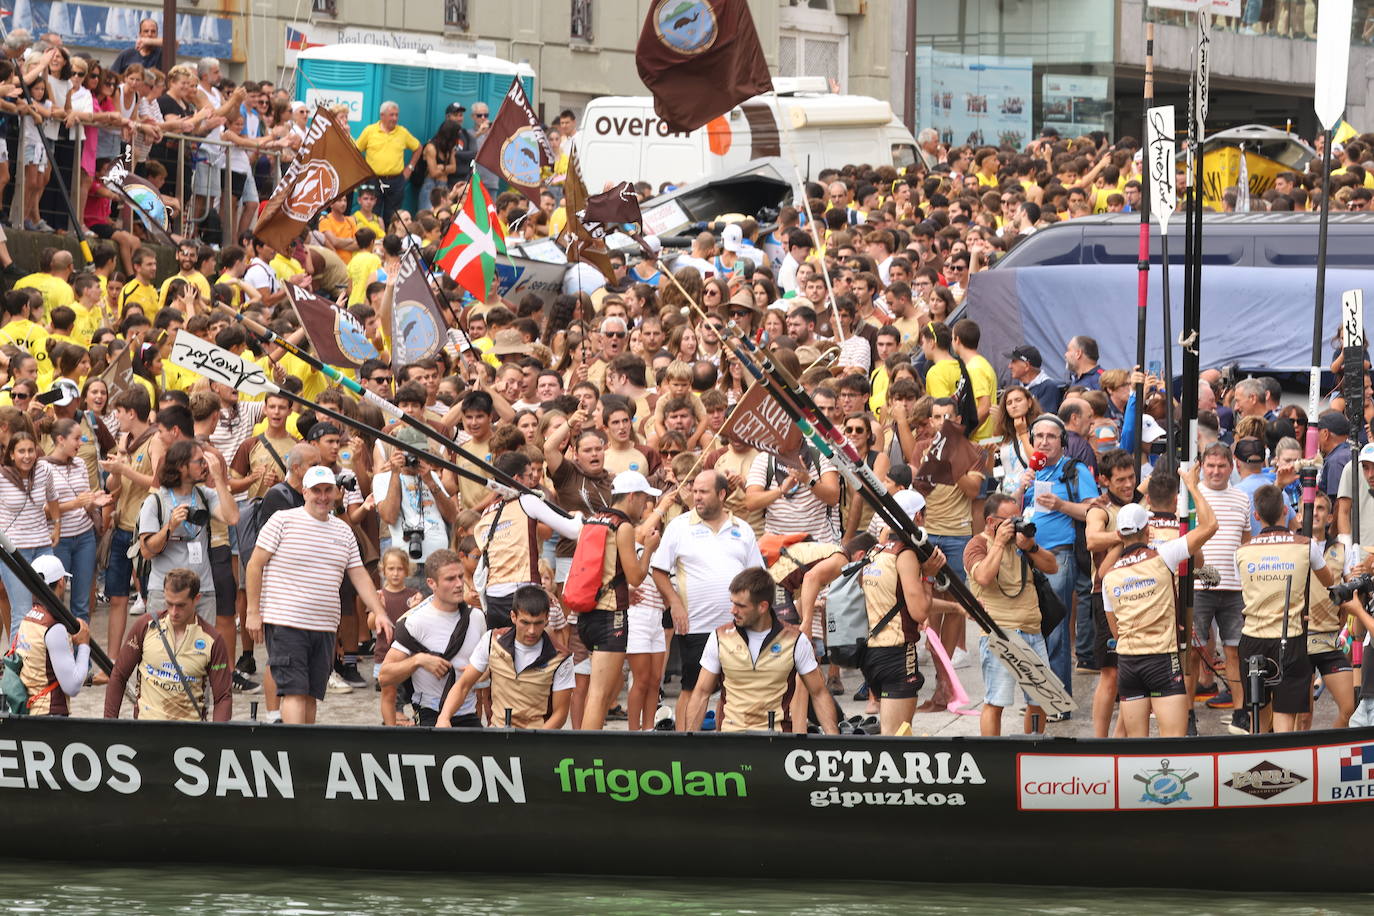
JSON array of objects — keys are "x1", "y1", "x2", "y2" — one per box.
[
  {"x1": 157, "y1": 242, "x2": 212, "y2": 310},
  {"x1": 14, "y1": 248, "x2": 76, "y2": 316},
  {"x1": 354, "y1": 101, "x2": 419, "y2": 224},
  {"x1": 120, "y1": 247, "x2": 161, "y2": 321},
  {"x1": 352, "y1": 187, "x2": 384, "y2": 239},
  {"x1": 346, "y1": 227, "x2": 381, "y2": 306},
  {"x1": 0, "y1": 288, "x2": 53, "y2": 384}
]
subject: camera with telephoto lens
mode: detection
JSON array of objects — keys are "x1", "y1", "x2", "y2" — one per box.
[
  {"x1": 404, "y1": 526, "x2": 425, "y2": 561},
  {"x1": 1330, "y1": 574, "x2": 1374, "y2": 604},
  {"x1": 336, "y1": 470, "x2": 358, "y2": 492},
  {"x1": 185, "y1": 507, "x2": 209, "y2": 527},
  {"x1": 1010, "y1": 518, "x2": 1037, "y2": 539},
  {"x1": 404, "y1": 453, "x2": 419, "y2": 469}
]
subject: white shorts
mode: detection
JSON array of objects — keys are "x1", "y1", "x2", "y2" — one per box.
[
  {"x1": 191, "y1": 161, "x2": 222, "y2": 198},
  {"x1": 627, "y1": 605, "x2": 666, "y2": 655},
  {"x1": 574, "y1": 657, "x2": 592, "y2": 676}
]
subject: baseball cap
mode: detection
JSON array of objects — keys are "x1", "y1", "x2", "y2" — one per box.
[
  {"x1": 1318, "y1": 411, "x2": 1352, "y2": 435},
  {"x1": 837, "y1": 336, "x2": 872, "y2": 372},
  {"x1": 643, "y1": 235, "x2": 663, "y2": 255},
  {"x1": 305, "y1": 421, "x2": 342, "y2": 443},
  {"x1": 30, "y1": 554, "x2": 67, "y2": 584},
  {"x1": 1141, "y1": 414, "x2": 1167, "y2": 444},
  {"x1": 44, "y1": 378, "x2": 80, "y2": 408},
  {"x1": 445, "y1": 102, "x2": 466, "y2": 114},
  {"x1": 1116, "y1": 503, "x2": 1151, "y2": 536},
  {"x1": 1233, "y1": 437, "x2": 1266, "y2": 465},
  {"x1": 1005, "y1": 345, "x2": 1042, "y2": 368},
  {"x1": 721, "y1": 223, "x2": 744, "y2": 253},
  {"x1": 302, "y1": 466, "x2": 337, "y2": 489},
  {"x1": 894, "y1": 489, "x2": 926, "y2": 520},
  {"x1": 611, "y1": 470, "x2": 662, "y2": 498},
  {"x1": 1360, "y1": 442, "x2": 1374, "y2": 465}
]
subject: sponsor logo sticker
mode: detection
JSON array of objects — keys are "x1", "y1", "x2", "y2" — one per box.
[
  {"x1": 1116, "y1": 755, "x2": 1215, "y2": 809},
  {"x1": 1217, "y1": 749, "x2": 1314, "y2": 807},
  {"x1": 1018, "y1": 755, "x2": 1114, "y2": 810},
  {"x1": 1316, "y1": 741, "x2": 1374, "y2": 802}
]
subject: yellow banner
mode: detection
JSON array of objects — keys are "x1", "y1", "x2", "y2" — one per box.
[{"x1": 1201, "y1": 146, "x2": 1289, "y2": 207}]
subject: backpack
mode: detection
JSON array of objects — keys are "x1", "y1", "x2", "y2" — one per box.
[
  {"x1": 1059, "y1": 457, "x2": 1093, "y2": 576},
  {"x1": 563, "y1": 509, "x2": 628, "y2": 614},
  {"x1": 824, "y1": 545, "x2": 902, "y2": 668},
  {"x1": 0, "y1": 634, "x2": 56, "y2": 716},
  {"x1": 234, "y1": 438, "x2": 289, "y2": 560}
]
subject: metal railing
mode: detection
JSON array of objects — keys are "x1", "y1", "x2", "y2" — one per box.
[{"x1": 11, "y1": 122, "x2": 286, "y2": 244}]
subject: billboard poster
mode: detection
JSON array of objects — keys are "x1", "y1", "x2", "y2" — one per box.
[
  {"x1": 3, "y1": 1, "x2": 235, "y2": 61},
  {"x1": 914, "y1": 48, "x2": 1033, "y2": 150},
  {"x1": 1042, "y1": 74, "x2": 1112, "y2": 137}
]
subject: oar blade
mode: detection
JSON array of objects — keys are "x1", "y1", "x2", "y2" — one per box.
[
  {"x1": 167, "y1": 330, "x2": 279, "y2": 397},
  {"x1": 985, "y1": 631, "x2": 1076, "y2": 716}
]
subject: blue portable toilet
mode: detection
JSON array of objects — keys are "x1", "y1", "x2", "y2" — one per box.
[{"x1": 424, "y1": 51, "x2": 536, "y2": 134}]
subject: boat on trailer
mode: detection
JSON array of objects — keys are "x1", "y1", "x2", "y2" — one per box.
[{"x1": 2, "y1": 716, "x2": 1371, "y2": 891}]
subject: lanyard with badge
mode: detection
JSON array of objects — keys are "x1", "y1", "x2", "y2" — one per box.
[{"x1": 166, "y1": 489, "x2": 206, "y2": 566}]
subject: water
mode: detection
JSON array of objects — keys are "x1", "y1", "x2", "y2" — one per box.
[{"x1": 0, "y1": 864, "x2": 1368, "y2": 915}]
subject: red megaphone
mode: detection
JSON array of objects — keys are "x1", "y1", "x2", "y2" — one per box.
[{"x1": 1028, "y1": 451, "x2": 1048, "y2": 471}]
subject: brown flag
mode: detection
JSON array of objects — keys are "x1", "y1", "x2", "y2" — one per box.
[
  {"x1": 560, "y1": 149, "x2": 616, "y2": 284},
  {"x1": 719, "y1": 380, "x2": 805, "y2": 470},
  {"x1": 913, "y1": 420, "x2": 985, "y2": 495},
  {"x1": 391, "y1": 245, "x2": 450, "y2": 365},
  {"x1": 474, "y1": 76, "x2": 553, "y2": 207},
  {"x1": 96, "y1": 342, "x2": 141, "y2": 408},
  {"x1": 287, "y1": 283, "x2": 378, "y2": 371},
  {"x1": 257, "y1": 107, "x2": 373, "y2": 253},
  {"x1": 636, "y1": 0, "x2": 774, "y2": 134},
  {"x1": 583, "y1": 181, "x2": 642, "y2": 227}
]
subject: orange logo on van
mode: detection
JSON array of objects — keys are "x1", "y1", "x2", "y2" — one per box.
[{"x1": 706, "y1": 115, "x2": 732, "y2": 156}]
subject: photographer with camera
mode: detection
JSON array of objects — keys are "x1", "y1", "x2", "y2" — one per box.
[
  {"x1": 966, "y1": 492, "x2": 1059, "y2": 736},
  {"x1": 137, "y1": 439, "x2": 240, "y2": 619},
  {"x1": 375, "y1": 426, "x2": 459, "y2": 581}
]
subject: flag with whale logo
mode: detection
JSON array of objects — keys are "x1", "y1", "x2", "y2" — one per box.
[
  {"x1": 474, "y1": 76, "x2": 554, "y2": 207},
  {"x1": 287, "y1": 283, "x2": 378, "y2": 371},
  {"x1": 391, "y1": 245, "x2": 450, "y2": 365},
  {"x1": 636, "y1": 0, "x2": 773, "y2": 134}
]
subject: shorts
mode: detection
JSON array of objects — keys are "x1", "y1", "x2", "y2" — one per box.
[
  {"x1": 146, "y1": 588, "x2": 217, "y2": 620},
  {"x1": 1117, "y1": 651, "x2": 1186, "y2": 702},
  {"x1": 1091, "y1": 592, "x2": 1117, "y2": 668},
  {"x1": 191, "y1": 161, "x2": 222, "y2": 197},
  {"x1": 1311, "y1": 649, "x2": 1354, "y2": 677},
  {"x1": 577, "y1": 608, "x2": 628, "y2": 653},
  {"x1": 981, "y1": 629, "x2": 1048, "y2": 708},
  {"x1": 209, "y1": 545, "x2": 235, "y2": 617},
  {"x1": 627, "y1": 605, "x2": 666, "y2": 654},
  {"x1": 677, "y1": 632, "x2": 712, "y2": 691},
  {"x1": 23, "y1": 140, "x2": 46, "y2": 170},
  {"x1": 104, "y1": 527, "x2": 137, "y2": 598},
  {"x1": 416, "y1": 709, "x2": 482, "y2": 728},
  {"x1": 264, "y1": 623, "x2": 335, "y2": 701},
  {"x1": 230, "y1": 171, "x2": 247, "y2": 200},
  {"x1": 1238, "y1": 634, "x2": 1312, "y2": 715},
  {"x1": 1194, "y1": 589, "x2": 1244, "y2": 647},
  {"x1": 484, "y1": 590, "x2": 515, "y2": 631},
  {"x1": 773, "y1": 585, "x2": 801, "y2": 626},
  {"x1": 860, "y1": 643, "x2": 924, "y2": 700}
]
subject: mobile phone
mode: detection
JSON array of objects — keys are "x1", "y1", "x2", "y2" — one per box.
[{"x1": 1147, "y1": 360, "x2": 1162, "y2": 378}]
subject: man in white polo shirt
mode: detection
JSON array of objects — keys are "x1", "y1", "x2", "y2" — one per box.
[
  {"x1": 651, "y1": 469, "x2": 764, "y2": 729},
  {"x1": 245, "y1": 466, "x2": 391, "y2": 725}
]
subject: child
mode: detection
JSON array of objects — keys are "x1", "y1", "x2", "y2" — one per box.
[
  {"x1": 373, "y1": 547, "x2": 420, "y2": 726},
  {"x1": 21, "y1": 76, "x2": 52, "y2": 232}
]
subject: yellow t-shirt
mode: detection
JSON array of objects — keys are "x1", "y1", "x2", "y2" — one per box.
[
  {"x1": 120, "y1": 278, "x2": 159, "y2": 319},
  {"x1": 270, "y1": 254, "x2": 305, "y2": 288},
  {"x1": 255, "y1": 351, "x2": 327, "y2": 402},
  {"x1": 965, "y1": 354, "x2": 999, "y2": 441},
  {"x1": 355, "y1": 123, "x2": 420, "y2": 177},
  {"x1": 0, "y1": 318, "x2": 52, "y2": 382},
  {"x1": 353, "y1": 210, "x2": 384, "y2": 239},
  {"x1": 14, "y1": 273, "x2": 74, "y2": 313},
  {"x1": 924, "y1": 358, "x2": 962, "y2": 399},
  {"x1": 157, "y1": 272, "x2": 212, "y2": 311},
  {"x1": 214, "y1": 271, "x2": 242, "y2": 312},
  {"x1": 347, "y1": 251, "x2": 382, "y2": 306}
]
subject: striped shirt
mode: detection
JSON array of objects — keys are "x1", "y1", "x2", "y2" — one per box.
[
  {"x1": 44, "y1": 458, "x2": 94, "y2": 537},
  {"x1": 1197, "y1": 483, "x2": 1252, "y2": 591},
  {"x1": 209, "y1": 400, "x2": 264, "y2": 469},
  {"x1": 255, "y1": 506, "x2": 361, "y2": 631},
  {"x1": 747, "y1": 451, "x2": 839, "y2": 543},
  {"x1": 0, "y1": 464, "x2": 55, "y2": 548}
]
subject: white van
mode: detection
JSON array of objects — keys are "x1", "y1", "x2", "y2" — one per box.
[{"x1": 578, "y1": 78, "x2": 917, "y2": 191}]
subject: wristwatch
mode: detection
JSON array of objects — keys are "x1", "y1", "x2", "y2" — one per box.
[{"x1": 1024, "y1": 543, "x2": 1039, "y2": 554}]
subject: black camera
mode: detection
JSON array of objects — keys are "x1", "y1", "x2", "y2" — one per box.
[
  {"x1": 404, "y1": 526, "x2": 425, "y2": 561},
  {"x1": 185, "y1": 507, "x2": 210, "y2": 527},
  {"x1": 404, "y1": 454, "x2": 419, "y2": 469},
  {"x1": 1011, "y1": 518, "x2": 1037, "y2": 539},
  {"x1": 1330, "y1": 574, "x2": 1374, "y2": 604},
  {"x1": 337, "y1": 470, "x2": 358, "y2": 492}
]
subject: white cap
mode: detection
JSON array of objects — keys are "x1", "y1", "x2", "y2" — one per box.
[
  {"x1": 611, "y1": 470, "x2": 662, "y2": 498},
  {"x1": 721, "y1": 223, "x2": 744, "y2": 253},
  {"x1": 1360, "y1": 442, "x2": 1374, "y2": 464},
  {"x1": 894, "y1": 489, "x2": 926, "y2": 520},
  {"x1": 302, "y1": 465, "x2": 337, "y2": 489},
  {"x1": 643, "y1": 234, "x2": 663, "y2": 255},
  {"x1": 1141, "y1": 414, "x2": 1166, "y2": 444},
  {"x1": 31, "y1": 554, "x2": 67, "y2": 584},
  {"x1": 46, "y1": 378, "x2": 80, "y2": 408},
  {"x1": 837, "y1": 336, "x2": 872, "y2": 371},
  {"x1": 1116, "y1": 502, "x2": 1151, "y2": 536}
]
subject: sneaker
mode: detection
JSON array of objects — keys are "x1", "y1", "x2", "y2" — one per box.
[
  {"x1": 1048, "y1": 711, "x2": 1072, "y2": 722},
  {"x1": 337, "y1": 661, "x2": 367, "y2": 689},
  {"x1": 653, "y1": 705, "x2": 675, "y2": 731},
  {"x1": 32, "y1": 218, "x2": 53, "y2": 233},
  {"x1": 231, "y1": 671, "x2": 260, "y2": 693},
  {"x1": 606, "y1": 704, "x2": 629, "y2": 721},
  {"x1": 235, "y1": 651, "x2": 256, "y2": 676},
  {"x1": 1227, "y1": 709, "x2": 1251, "y2": 735},
  {"x1": 1205, "y1": 688, "x2": 1235, "y2": 709},
  {"x1": 326, "y1": 671, "x2": 354, "y2": 694},
  {"x1": 951, "y1": 647, "x2": 971, "y2": 669},
  {"x1": 853, "y1": 682, "x2": 870, "y2": 701},
  {"x1": 826, "y1": 674, "x2": 844, "y2": 695},
  {"x1": 1194, "y1": 682, "x2": 1218, "y2": 701},
  {"x1": 701, "y1": 709, "x2": 715, "y2": 732},
  {"x1": 358, "y1": 637, "x2": 376, "y2": 656}
]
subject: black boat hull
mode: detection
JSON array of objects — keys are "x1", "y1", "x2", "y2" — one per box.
[{"x1": 1, "y1": 716, "x2": 1370, "y2": 891}]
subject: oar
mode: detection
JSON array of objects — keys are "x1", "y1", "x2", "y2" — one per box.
[
  {"x1": 235, "y1": 314, "x2": 570, "y2": 517},
  {"x1": 924, "y1": 633, "x2": 979, "y2": 717},
  {"x1": 676, "y1": 287, "x2": 1073, "y2": 714},
  {"x1": 0, "y1": 531, "x2": 137, "y2": 705},
  {"x1": 166, "y1": 331, "x2": 522, "y2": 498}
]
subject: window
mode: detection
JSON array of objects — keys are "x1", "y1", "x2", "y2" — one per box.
[
  {"x1": 311, "y1": 0, "x2": 336, "y2": 15},
  {"x1": 571, "y1": 0, "x2": 593, "y2": 42},
  {"x1": 445, "y1": 0, "x2": 470, "y2": 30}
]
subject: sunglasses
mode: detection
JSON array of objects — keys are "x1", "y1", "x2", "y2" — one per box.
[
  {"x1": 369, "y1": 375, "x2": 393, "y2": 383},
  {"x1": 704, "y1": 288, "x2": 721, "y2": 296},
  {"x1": 729, "y1": 308, "x2": 751, "y2": 318},
  {"x1": 474, "y1": 113, "x2": 489, "y2": 119},
  {"x1": 844, "y1": 426, "x2": 868, "y2": 434},
  {"x1": 661, "y1": 450, "x2": 681, "y2": 458},
  {"x1": 603, "y1": 331, "x2": 626, "y2": 339},
  {"x1": 11, "y1": 392, "x2": 29, "y2": 401}
]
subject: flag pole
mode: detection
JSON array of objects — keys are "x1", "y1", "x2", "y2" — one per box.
[{"x1": 1133, "y1": 22, "x2": 1155, "y2": 468}]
